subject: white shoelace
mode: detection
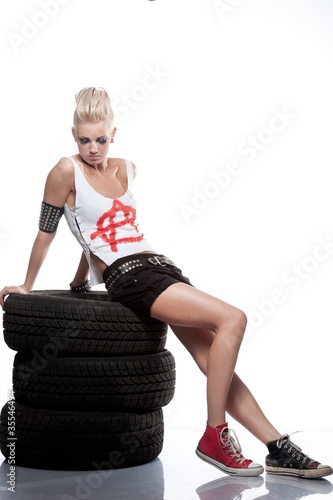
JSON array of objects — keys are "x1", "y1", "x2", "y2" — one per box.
[
  {"x1": 219, "y1": 427, "x2": 248, "y2": 464},
  {"x1": 276, "y1": 432, "x2": 316, "y2": 465},
  {"x1": 276, "y1": 430, "x2": 302, "y2": 449}
]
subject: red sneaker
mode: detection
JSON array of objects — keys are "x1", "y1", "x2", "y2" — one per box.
[{"x1": 196, "y1": 422, "x2": 264, "y2": 477}]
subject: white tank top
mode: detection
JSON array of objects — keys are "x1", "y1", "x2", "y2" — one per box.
[{"x1": 64, "y1": 156, "x2": 153, "y2": 285}]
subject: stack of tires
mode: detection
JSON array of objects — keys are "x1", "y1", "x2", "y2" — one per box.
[{"x1": 0, "y1": 290, "x2": 175, "y2": 470}]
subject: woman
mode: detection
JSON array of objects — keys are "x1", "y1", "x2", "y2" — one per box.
[{"x1": 0, "y1": 87, "x2": 331, "y2": 478}]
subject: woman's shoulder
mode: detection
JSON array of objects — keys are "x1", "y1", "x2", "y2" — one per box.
[
  {"x1": 120, "y1": 158, "x2": 137, "y2": 176},
  {"x1": 109, "y1": 158, "x2": 137, "y2": 177},
  {"x1": 46, "y1": 157, "x2": 75, "y2": 184},
  {"x1": 54, "y1": 156, "x2": 75, "y2": 172},
  {"x1": 43, "y1": 157, "x2": 75, "y2": 203}
]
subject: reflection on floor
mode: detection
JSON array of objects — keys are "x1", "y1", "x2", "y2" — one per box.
[{"x1": 0, "y1": 431, "x2": 332, "y2": 499}]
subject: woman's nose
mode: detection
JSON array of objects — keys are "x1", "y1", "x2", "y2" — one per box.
[{"x1": 89, "y1": 142, "x2": 98, "y2": 153}]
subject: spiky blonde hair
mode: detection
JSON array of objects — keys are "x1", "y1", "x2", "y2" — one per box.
[{"x1": 73, "y1": 87, "x2": 114, "y2": 127}]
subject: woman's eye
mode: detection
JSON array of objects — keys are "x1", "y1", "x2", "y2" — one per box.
[{"x1": 78, "y1": 137, "x2": 107, "y2": 144}]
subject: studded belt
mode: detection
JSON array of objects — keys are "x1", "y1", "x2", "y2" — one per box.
[{"x1": 104, "y1": 254, "x2": 176, "y2": 289}]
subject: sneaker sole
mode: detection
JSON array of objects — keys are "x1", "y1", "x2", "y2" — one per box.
[
  {"x1": 265, "y1": 465, "x2": 333, "y2": 479},
  {"x1": 196, "y1": 448, "x2": 264, "y2": 477}
]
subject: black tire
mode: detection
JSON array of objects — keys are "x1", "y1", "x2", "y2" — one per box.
[
  {"x1": 3, "y1": 291, "x2": 167, "y2": 355},
  {"x1": 13, "y1": 350, "x2": 176, "y2": 411},
  {"x1": 0, "y1": 403, "x2": 164, "y2": 470}
]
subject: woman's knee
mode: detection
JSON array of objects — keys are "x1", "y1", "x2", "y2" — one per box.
[
  {"x1": 222, "y1": 306, "x2": 247, "y2": 336},
  {"x1": 236, "y1": 307, "x2": 247, "y2": 330}
]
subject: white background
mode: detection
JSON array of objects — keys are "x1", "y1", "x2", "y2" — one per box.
[{"x1": 1, "y1": 0, "x2": 333, "y2": 441}]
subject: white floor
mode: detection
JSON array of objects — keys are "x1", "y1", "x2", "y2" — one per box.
[{"x1": 0, "y1": 431, "x2": 332, "y2": 500}]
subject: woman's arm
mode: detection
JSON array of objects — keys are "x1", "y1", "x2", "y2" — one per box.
[
  {"x1": 0, "y1": 158, "x2": 74, "y2": 308},
  {"x1": 23, "y1": 230, "x2": 58, "y2": 292},
  {"x1": 0, "y1": 230, "x2": 57, "y2": 307},
  {"x1": 0, "y1": 231, "x2": 57, "y2": 307},
  {"x1": 70, "y1": 251, "x2": 90, "y2": 291}
]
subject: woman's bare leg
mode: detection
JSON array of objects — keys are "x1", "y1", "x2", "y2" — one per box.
[
  {"x1": 150, "y1": 282, "x2": 280, "y2": 443},
  {"x1": 150, "y1": 283, "x2": 333, "y2": 478},
  {"x1": 151, "y1": 283, "x2": 243, "y2": 427},
  {"x1": 150, "y1": 282, "x2": 279, "y2": 440},
  {"x1": 169, "y1": 324, "x2": 280, "y2": 443}
]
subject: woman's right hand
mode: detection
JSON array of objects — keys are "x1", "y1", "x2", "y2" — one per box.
[{"x1": 0, "y1": 285, "x2": 29, "y2": 309}]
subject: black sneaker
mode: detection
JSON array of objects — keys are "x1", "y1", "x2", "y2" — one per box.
[{"x1": 265, "y1": 434, "x2": 333, "y2": 479}]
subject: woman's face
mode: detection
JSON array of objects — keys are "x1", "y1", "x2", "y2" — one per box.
[{"x1": 72, "y1": 120, "x2": 116, "y2": 166}]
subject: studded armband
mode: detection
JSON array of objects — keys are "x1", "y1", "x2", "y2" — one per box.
[
  {"x1": 38, "y1": 201, "x2": 64, "y2": 233},
  {"x1": 69, "y1": 279, "x2": 91, "y2": 293}
]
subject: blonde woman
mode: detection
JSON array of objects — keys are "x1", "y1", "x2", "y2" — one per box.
[{"x1": 1, "y1": 87, "x2": 331, "y2": 479}]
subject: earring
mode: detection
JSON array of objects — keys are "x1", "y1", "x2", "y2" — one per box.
[{"x1": 111, "y1": 138, "x2": 114, "y2": 143}]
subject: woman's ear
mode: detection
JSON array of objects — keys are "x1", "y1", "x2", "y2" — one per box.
[
  {"x1": 71, "y1": 127, "x2": 77, "y2": 141},
  {"x1": 111, "y1": 127, "x2": 117, "y2": 142}
]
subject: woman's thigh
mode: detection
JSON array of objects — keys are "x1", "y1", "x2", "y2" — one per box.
[{"x1": 150, "y1": 282, "x2": 246, "y2": 332}]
